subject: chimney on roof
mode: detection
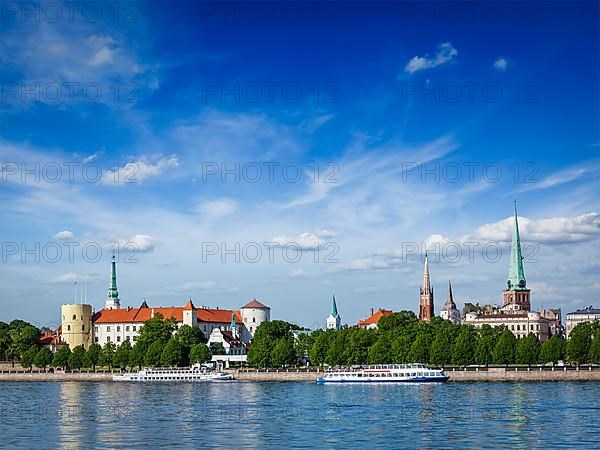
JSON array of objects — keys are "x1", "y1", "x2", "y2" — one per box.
[{"x1": 151, "y1": 308, "x2": 155, "y2": 317}]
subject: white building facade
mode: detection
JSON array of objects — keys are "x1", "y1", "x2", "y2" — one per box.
[{"x1": 566, "y1": 307, "x2": 600, "y2": 338}]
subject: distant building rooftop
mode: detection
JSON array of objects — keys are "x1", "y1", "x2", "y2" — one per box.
[{"x1": 568, "y1": 306, "x2": 600, "y2": 315}]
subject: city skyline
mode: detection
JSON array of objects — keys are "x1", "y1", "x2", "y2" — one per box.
[{"x1": 1, "y1": 2, "x2": 599, "y2": 327}]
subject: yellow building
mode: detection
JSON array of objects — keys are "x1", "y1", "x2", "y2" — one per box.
[{"x1": 61, "y1": 304, "x2": 93, "y2": 350}]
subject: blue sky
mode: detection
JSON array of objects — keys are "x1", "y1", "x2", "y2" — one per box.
[{"x1": 1, "y1": 1, "x2": 599, "y2": 329}]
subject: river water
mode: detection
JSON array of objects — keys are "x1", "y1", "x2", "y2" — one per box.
[{"x1": 1, "y1": 381, "x2": 598, "y2": 448}]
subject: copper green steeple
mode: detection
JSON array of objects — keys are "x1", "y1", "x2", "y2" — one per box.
[
  {"x1": 507, "y1": 201, "x2": 527, "y2": 290},
  {"x1": 107, "y1": 254, "x2": 119, "y2": 299}
]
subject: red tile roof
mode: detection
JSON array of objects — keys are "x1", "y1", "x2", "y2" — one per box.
[
  {"x1": 93, "y1": 302, "x2": 242, "y2": 324},
  {"x1": 357, "y1": 309, "x2": 393, "y2": 327},
  {"x1": 241, "y1": 298, "x2": 269, "y2": 309}
]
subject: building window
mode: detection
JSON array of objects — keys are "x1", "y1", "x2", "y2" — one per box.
[
  {"x1": 126, "y1": 336, "x2": 130, "y2": 341},
  {"x1": 95, "y1": 337, "x2": 98, "y2": 343},
  {"x1": 117, "y1": 336, "x2": 121, "y2": 342},
  {"x1": 133, "y1": 326, "x2": 137, "y2": 332},
  {"x1": 107, "y1": 326, "x2": 111, "y2": 332},
  {"x1": 253, "y1": 317, "x2": 256, "y2": 323},
  {"x1": 126, "y1": 326, "x2": 130, "y2": 332},
  {"x1": 107, "y1": 336, "x2": 111, "y2": 342},
  {"x1": 82, "y1": 325, "x2": 85, "y2": 331},
  {"x1": 117, "y1": 326, "x2": 120, "y2": 332},
  {"x1": 67, "y1": 325, "x2": 71, "y2": 331},
  {"x1": 72, "y1": 314, "x2": 76, "y2": 320},
  {"x1": 94, "y1": 327, "x2": 98, "y2": 333},
  {"x1": 133, "y1": 336, "x2": 137, "y2": 341}
]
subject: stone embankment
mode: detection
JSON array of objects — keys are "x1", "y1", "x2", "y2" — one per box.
[{"x1": 2, "y1": 366, "x2": 600, "y2": 382}]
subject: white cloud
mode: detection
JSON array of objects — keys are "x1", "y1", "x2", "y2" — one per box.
[
  {"x1": 101, "y1": 155, "x2": 179, "y2": 186},
  {"x1": 270, "y1": 230, "x2": 338, "y2": 250},
  {"x1": 515, "y1": 159, "x2": 600, "y2": 194},
  {"x1": 289, "y1": 269, "x2": 308, "y2": 278},
  {"x1": 48, "y1": 272, "x2": 101, "y2": 284},
  {"x1": 493, "y1": 57, "x2": 509, "y2": 72},
  {"x1": 54, "y1": 230, "x2": 74, "y2": 239},
  {"x1": 405, "y1": 42, "x2": 458, "y2": 74},
  {"x1": 115, "y1": 234, "x2": 159, "y2": 252},
  {"x1": 467, "y1": 213, "x2": 600, "y2": 244},
  {"x1": 425, "y1": 233, "x2": 450, "y2": 249},
  {"x1": 197, "y1": 198, "x2": 238, "y2": 220}
]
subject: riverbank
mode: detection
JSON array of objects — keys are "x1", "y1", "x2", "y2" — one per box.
[{"x1": 2, "y1": 366, "x2": 600, "y2": 382}]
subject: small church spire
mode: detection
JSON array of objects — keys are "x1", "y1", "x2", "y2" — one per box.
[{"x1": 326, "y1": 294, "x2": 341, "y2": 330}]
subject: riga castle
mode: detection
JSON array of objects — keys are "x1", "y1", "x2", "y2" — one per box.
[{"x1": 60, "y1": 256, "x2": 270, "y2": 351}]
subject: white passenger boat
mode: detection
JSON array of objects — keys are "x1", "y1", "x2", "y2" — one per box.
[
  {"x1": 113, "y1": 364, "x2": 234, "y2": 382},
  {"x1": 316, "y1": 363, "x2": 449, "y2": 384}
]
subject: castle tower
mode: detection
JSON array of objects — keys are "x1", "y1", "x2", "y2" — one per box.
[
  {"x1": 326, "y1": 294, "x2": 341, "y2": 330},
  {"x1": 104, "y1": 254, "x2": 120, "y2": 310},
  {"x1": 503, "y1": 201, "x2": 531, "y2": 311},
  {"x1": 61, "y1": 303, "x2": 93, "y2": 350},
  {"x1": 419, "y1": 252, "x2": 434, "y2": 320},
  {"x1": 240, "y1": 298, "x2": 270, "y2": 342},
  {"x1": 440, "y1": 280, "x2": 460, "y2": 324},
  {"x1": 183, "y1": 299, "x2": 197, "y2": 327}
]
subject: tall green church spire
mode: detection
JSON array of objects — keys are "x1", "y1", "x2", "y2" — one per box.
[
  {"x1": 107, "y1": 254, "x2": 119, "y2": 299},
  {"x1": 507, "y1": 201, "x2": 526, "y2": 290},
  {"x1": 331, "y1": 294, "x2": 339, "y2": 317}
]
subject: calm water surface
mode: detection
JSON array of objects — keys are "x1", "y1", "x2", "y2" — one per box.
[{"x1": 1, "y1": 381, "x2": 599, "y2": 448}]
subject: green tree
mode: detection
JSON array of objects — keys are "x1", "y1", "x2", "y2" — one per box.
[
  {"x1": 429, "y1": 332, "x2": 452, "y2": 365},
  {"x1": 378, "y1": 311, "x2": 418, "y2": 334},
  {"x1": 84, "y1": 343, "x2": 102, "y2": 371},
  {"x1": 136, "y1": 314, "x2": 177, "y2": 352},
  {"x1": 271, "y1": 337, "x2": 297, "y2": 367},
  {"x1": 475, "y1": 326, "x2": 497, "y2": 365},
  {"x1": 493, "y1": 331, "x2": 517, "y2": 365},
  {"x1": 144, "y1": 341, "x2": 164, "y2": 367},
  {"x1": 295, "y1": 332, "x2": 315, "y2": 361},
  {"x1": 20, "y1": 345, "x2": 38, "y2": 371},
  {"x1": 209, "y1": 342, "x2": 226, "y2": 355},
  {"x1": 588, "y1": 330, "x2": 600, "y2": 364},
  {"x1": 161, "y1": 338, "x2": 185, "y2": 367},
  {"x1": 368, "y1": 336, "x2": 391, "y2": 364},
  {"x1": 113, "y1": 340, "x2": 132, "y2": 369},
  {"x1": 391, "y1": 334, "x2": 412, "y2": 364},
  {"x1": 174, "y1": 325, "x2": 206, "y2": 348},
  {"x1": 189, "y1": 343, "x2": 212, "y2": 364},
  {"x1": 410, "y1": 333, "x2": 430, "y2": 363},
  {"x1": 247, "y1": 320, "x2": 296, "y2": 367},
  {"x1": 566, "y1": 323, "x2": 592, "y2": 364},
  {"x1": 33, "y1": 347, "x2": 53, "y2": 371},
  {"x1": 129, "y1": 342, "x2": 145, "y2": 370},
  {"x1": 452, "y1": 328, "x2": 476, "y2": 365},
  {"x1": 539, "y1": 335, "x2": 564, "y2": 364},
  {"x1": 345, "y1": 328, "x2": 376, "y2": 365},
  {"x1": 326, "y1": 332, "x2": 348, "y2": 366},
  {"x1": 100, "y1": 342, "x2": 116, "y2": 369},
  {"x1": 53, "y1": 345, "x2": 72, "y2": 369},
  {"x1": 309, "y1": 331, "x2": 331, "y2": 367},
  {"x1": 69, "y1": 345, "x2": 86, "y2": 370},
  {"x1": 516, "y1": 333, "x2": 540, "y2": 365}
]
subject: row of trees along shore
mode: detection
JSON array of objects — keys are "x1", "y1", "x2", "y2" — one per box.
[
  {"x1": 2, "y1": 315, "x2": 226, "y2": 371},
  {"x1": 248, "y1": 313, "x2": 600, "y2": 368},
  {"x1": 4, "y1": 312, "x2": 600, "y2": 370}
]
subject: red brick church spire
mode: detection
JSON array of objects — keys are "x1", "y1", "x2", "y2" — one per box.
[{"x1": 419, "y1": 252, "x2": 434, "y2": 320}]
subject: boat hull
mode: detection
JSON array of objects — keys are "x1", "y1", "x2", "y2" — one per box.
[{"x1": 317, "y1": 376, "x2": 449, "y2": 384}]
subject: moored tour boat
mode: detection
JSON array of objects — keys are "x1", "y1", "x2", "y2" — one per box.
[
  {"x1": 113, "y1": 363, "x2": 234, "y2": 382},
  {"x1": 316, "y1": 363, "x2": 449, "y2": 384}
]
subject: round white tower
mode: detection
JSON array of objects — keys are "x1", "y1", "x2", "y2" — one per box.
[{"x1": 240, "y1": 298, "x2": 270, "y2": 342}]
